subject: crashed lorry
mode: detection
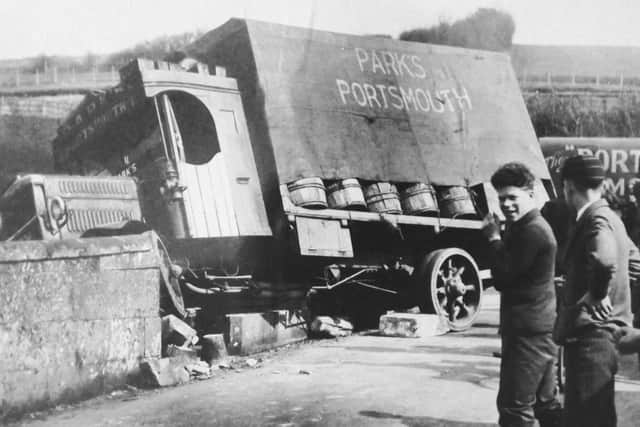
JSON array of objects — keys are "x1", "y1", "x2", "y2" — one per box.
[{"x1": 0, "y1": 19, "x2": 552, "y2": 331}]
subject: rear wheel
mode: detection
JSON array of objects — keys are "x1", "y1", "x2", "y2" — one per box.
[{"x1": 412, "y1": 248, "x2": 483, "y2": 331}]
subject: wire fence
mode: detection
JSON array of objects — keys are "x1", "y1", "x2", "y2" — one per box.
[
  {"x1": 518, "y1": 71, "x2": 640, "y2": 91},
  {"x1": 0, "y1": 66, "x2": 119, "y2": 91},
  {"x1": 3, "y1": 64, "x2": 640, "y2": 92}
]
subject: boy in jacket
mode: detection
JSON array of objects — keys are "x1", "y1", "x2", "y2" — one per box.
[{"x1": 482, "y1": 163, "x2": 562, "y2": 427}]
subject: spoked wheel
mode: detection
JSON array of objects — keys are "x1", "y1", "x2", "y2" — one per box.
[{"x1": 412, "y1": 248, "x2": 483, "y2": 331}]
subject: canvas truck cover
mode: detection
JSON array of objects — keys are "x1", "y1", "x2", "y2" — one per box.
[{"x1": 187, "y1": 19, "x2": 549, "y2": 187}]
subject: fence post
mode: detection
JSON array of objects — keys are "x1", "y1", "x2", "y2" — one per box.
[
  {"x1": 572, "y1": 74, "x2": 576, "y2": 86},
  {"x1": 35, "y1": 69, "x2": 40, "y2": 86},
  {"x1": 15, "y1": 69, "x2": 20, "y2": 87},
  {"x1": 53, "y1": 66, "x2": 58, "y2": 84},
  {"x1": 620, "y1": 73, "x2": 624, "y2": 89},
  {"x1": 111, "y1": 65, "x2": 116, "y2": 82}
]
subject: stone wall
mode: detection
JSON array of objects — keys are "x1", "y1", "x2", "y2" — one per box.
[
  {"x1": 0, "y1": 232, "x2": 162, "y2": 420},
  {"x1": 0, "y1": 94, "x2": 83, "y2": 190}
]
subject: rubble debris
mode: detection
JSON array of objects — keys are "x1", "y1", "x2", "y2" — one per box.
[
  {"x1": 187, "y1": 361, "x2": 213, "y2": 379},
  {"x1": 165, "y1": 344, "x2": 200, "y2": 364},
  {"x1": 245, "y1": 358, "x2": 259, "y2": 368},
  {"x1": 298, "y1": 369, "x2": 311, "y2": 375},
  {"x1": 139, "y1": 358, "x2": 190, "y2": 388},
  {"x1": 309, "y1": 316, "x2": 354, "y2": 338},
  {"x1": 161, "y1": 315, "x2": 198, "y2": 350},
  {"x1": 201, "y1": 333, "x2": 228, "y2": 365},
  {"x1": 378, "y1": 313, "x2": 449, "y2": 338}
]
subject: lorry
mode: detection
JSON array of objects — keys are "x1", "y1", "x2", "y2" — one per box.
[
  {"x1": 540, "y1": 137, "x2": 640, "y2": 243},
  {"x1": 541, "y1": 137, "x2": 640, "y2": 201},
  {"x1": 0, "y1": 19, "x2": 552, "y2": 332}
]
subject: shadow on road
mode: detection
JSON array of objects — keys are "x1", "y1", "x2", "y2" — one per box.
[{"x1": 359, "y1": 410, "x2": 497, "y2": 426}]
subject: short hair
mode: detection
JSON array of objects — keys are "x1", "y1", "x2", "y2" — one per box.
[
  {"x1": 491, "y1": 162, "x2": 536, "y2": 190},
  {"x1": 560, "y1": 154, "x2": 605, "y2": 190}
]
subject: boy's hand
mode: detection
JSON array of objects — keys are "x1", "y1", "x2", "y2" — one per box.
[{"x1": 482, "y1": 213, "x2": 501, "y2": 242}]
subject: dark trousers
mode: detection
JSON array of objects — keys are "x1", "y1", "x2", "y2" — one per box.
[
  {"x1": 498, "y1": 333, "x2": 562, "y2": 427},
  {"x1": 564, "y1": 328, "x2": 618, "y2": 427}
]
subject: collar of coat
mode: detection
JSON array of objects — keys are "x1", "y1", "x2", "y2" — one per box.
[{"x1": 573, "y1": 198, "x2": 608, "y2": 230}]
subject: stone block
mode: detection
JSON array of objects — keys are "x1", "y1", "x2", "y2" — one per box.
[
  {"x1": 98, "y1": 250, "x2": 159, "y2": 271},
  {"x1": 0, "y1": 233, "x2": 163, "y2": 418},
  {"x1": 139, "y1": 358, "x2": 190, "y2": 388},
  {"x1": 71, "y1": 269, "x2": 159, "y2": 320},
  {"x1": 379, "y1": 313, "x2": 449, "y2": 338},
  {"x1": 0, "y1": 270, "x2": 74, "y2": 324},
  {"x1": 144, "y1": 317, "x2": 162, "y2": 358},
  {"x1": 226, "y1": 310, "x2": 308, "y2": 356},
  {"x1": 200, "y1": 334, "x2": 228, "y2": 365},
  {"x1": 161, "y1": 315, "x2": 197, "y2": 348}
]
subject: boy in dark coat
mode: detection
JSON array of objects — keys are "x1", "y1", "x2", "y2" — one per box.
[
  {"x1": 482, "y1": 163, "x2": 562, "y2": 427},
  {"x1": 557, "y1": 154, "x2": 633, "y2": 427}
]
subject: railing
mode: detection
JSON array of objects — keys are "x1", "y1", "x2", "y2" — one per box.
[
  {"x1": 0, "y1": 66, "x2": 120, "y2": 93},
  {"x1": 3, "y1": 64, "x2": 640, "y2": 94},
  {"x1": 517, "y1": 72, "x2": 640, "y2": 91}
]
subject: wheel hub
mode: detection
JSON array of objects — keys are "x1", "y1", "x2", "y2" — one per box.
[
  {"x1": 446, "y1": 277, "x2": 465, "y2": 297},
  {"x1": 441, "y1": 265, "x2": 467, "y2": 298}
]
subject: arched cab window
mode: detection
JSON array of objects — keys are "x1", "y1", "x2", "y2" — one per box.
[{"x1": 156, "y1": 91, "x2": 220, "y2": 165}]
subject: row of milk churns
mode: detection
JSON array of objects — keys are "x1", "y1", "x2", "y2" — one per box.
[{"x1": 286, "y1": 177, "x2": 478, "y2": 218}]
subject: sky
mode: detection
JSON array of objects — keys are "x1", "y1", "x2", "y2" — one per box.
[{"x1": 1, "y1": 0, "x2": 639, "y2": 59}]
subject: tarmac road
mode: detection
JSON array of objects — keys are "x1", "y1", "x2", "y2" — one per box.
[{"x1": 10, "y1": 289, "x2": 640, "y2": 427}]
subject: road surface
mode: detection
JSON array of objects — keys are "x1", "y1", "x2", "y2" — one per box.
[{"x1": 10, "y1": 290, "x2": 640, "y2": 426}]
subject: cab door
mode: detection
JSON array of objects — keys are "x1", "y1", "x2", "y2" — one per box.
[{"x1": 158, "y1": 89, "x2": 270, "y2": 238}]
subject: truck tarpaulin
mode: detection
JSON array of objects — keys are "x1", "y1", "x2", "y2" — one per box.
[
  {"x1": 187, "y1": 19, "x2": 549, "y2": 186},
  {"x1": 540, "y1": 137, "x2": 640, "y2": 198}
]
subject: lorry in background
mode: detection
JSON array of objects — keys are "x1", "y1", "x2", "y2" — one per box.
[
  {"x1": 541, "y1": 137, "x2": 640, "y2": 201},
  {"x1": 0, "y1": 19, "x2": 553, "y2": 332},
  {"x1": 540, "y1": 137, "x2": 640, "y2": 243}
]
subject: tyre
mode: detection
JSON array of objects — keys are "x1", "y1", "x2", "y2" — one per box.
[{"x1": 412, "y1": 248, "x2": 483, "y2": 331}]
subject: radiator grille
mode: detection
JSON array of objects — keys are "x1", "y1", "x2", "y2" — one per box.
[
  {"x1": 67, "y1": 209, "x2": 136, "y2": 233},
  {"x1": 58, "y1": 180, "x2": 134, "y2": 197}
]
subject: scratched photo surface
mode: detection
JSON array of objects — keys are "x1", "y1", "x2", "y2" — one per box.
[{"x1": 2, "y1": 1, "x2": 640, "y2": 426}]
